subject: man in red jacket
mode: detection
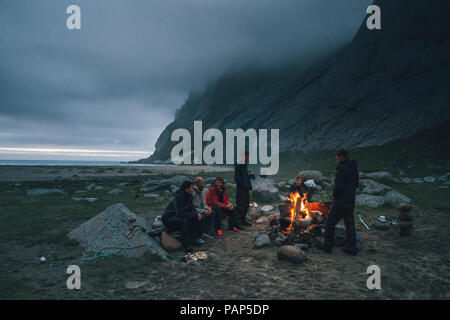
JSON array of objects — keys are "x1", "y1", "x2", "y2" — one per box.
[{"x1": 205, "y1": 176, "x2": 240, "y2": 236}]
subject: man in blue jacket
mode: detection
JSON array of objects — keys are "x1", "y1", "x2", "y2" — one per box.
[
  {"x1": 234, "y1": 151, "x2": 252, "y2": 227},
  {"x1": 322, "y1": 148, "x2": 359, "y2": 256}
]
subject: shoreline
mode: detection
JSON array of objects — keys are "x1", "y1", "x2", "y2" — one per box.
[{"x1": 0, "y1": 165, "x2": 233, "y2": 182}]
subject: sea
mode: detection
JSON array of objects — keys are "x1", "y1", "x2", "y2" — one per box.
[{"x1": 0, "y1": 160, "x2": 160, "y2": 167}]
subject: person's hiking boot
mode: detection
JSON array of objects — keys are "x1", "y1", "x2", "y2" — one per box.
[
  {"x1": 320, "y1": 243, "x2": 333, "y2": 254},
  {"x1": 232, "y1": 227, "x2": 240, "y2": 233},
  {"x1": 342, "y1": 247, "x2": 358, "y2": 256},
  {"x1": 216, "y1": 229, "x2": 223, "y2": 237}
]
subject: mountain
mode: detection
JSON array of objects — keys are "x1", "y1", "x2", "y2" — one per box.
[{"x1": 139, "y1": 0, "x2": 450, "y2": 164}]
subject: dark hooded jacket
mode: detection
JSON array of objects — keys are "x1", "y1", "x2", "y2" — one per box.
[
  {"x1": 234, "y1": 163, "x2": 252, "y2": 190},
  {"x1": 333, "y1": 159, "x2": 359, "y2": 208},
  {"x1": 162, "y1": 189, "x2": 197, "y2": 222}
]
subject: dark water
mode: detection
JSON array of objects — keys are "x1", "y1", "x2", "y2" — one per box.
[{"x1": 0, "y1": 160, "x2": 159, "y2": 167}]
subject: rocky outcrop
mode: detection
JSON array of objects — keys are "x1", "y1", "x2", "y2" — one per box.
[{"x1": 141, "y1": 0, "x2": 450, "y2": 163}]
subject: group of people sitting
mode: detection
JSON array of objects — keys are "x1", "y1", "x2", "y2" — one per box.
[{"x1": 161, "y1": 176, "x2": 247, "y2": 252}]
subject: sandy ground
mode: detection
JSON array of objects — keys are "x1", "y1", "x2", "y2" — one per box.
[
  {"x1": 0, "y1": 165, "x2": 448, "y2": 299},
  {"x1": 0, "y1": 165, "x2": 232, "y2": 182}
]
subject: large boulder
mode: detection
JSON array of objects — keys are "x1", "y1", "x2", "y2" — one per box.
[
  {"x1": 366, "y1": 172, "x2": 393, "y2": 184},
  {"x1": 254, "y1": 233, "x2": 271, "y2": 248},
  {"x1": 26, "y1": 188, "x2": 66, "y2": 195},
  {"x1": 277, "y1": 245, "x2": 307, "y2": 264},
  {"x1": 384, "y1": 190, "x2": 411, "y2": 204},
  {"x1": 141, "y1": 175, "x2": 191, "y2": 192},
  {"x1": 298, "y1": 170, "x2": 325, "y2": 184},
  {"x1": 359, "y1": 179, "x2": 391, "y2": 195},
  {"x1": 250, "y1": 176, "x2": 279, "y2": 202},
  {"x1": 67, "y1": 203, "x2": 168, "y2": 258},
  {"x1": 355, "y1": 194, "x2": 385, "y2": 208}
]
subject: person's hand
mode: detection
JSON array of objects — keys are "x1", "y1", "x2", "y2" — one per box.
[
  {"x1": 205, "y1": 208, "x2": 212, "y2": 215},
  {"x1": 197, "y1": 213, "x2": 203, "y2": 221},
  {"x1": 226, "y1": 203, "x2": 234, "y2": 210}
]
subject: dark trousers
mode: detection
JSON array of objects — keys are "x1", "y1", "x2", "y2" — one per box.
[
  {"x1": 162, "y1": 215, "x2": 200, "y2": 249},
  {"x1": 236, "y1": 187, "x2": 250, "y2": 224},
  {"x1": 213, "y1": 205, "x2": 238, "y2": 230},
  {"x1": 324, "y1": 204, "x2": 357, "y2": 249},
  {"x1": 200, "y1": 211, "x2": 216, "y2": 234}
]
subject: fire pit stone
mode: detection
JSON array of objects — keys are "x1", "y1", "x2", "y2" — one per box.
[{"x1": 277, "y1": 245, "x2": 307, "y2": 264}]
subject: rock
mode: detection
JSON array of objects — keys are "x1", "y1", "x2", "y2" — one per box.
[
  {"x1": 72, "y1": 197, "x2": 98, "y2": 203},
  {"x1": 250, "y1": 176, "x2": 279, "y2": 202},
  {"x1": 294, "y1": 243, "x2": 309, "y2": 250},
  {"x1": 254, "y1": 233, "x2": 271, "y2": 248},
  {"x1": 438, "y1": 175, "x2": 448, "y2": 182},
  {"x1": 277, "y1": 245, "x2": 307, "y2": 264},
  {"x1": 412, "y1": 178, "x2": 424, "y2": 184},
  {"x1": 141, "y1": 175, "x2": 191, "y2": 192},
  {"x1": 144, "y1": 193, "x2": 159, "y2": 198},
  {"x1": 225, "y1": 183, "x2": 236, "y2": 189},
  {"x1": 355, "y1": 194, "x2": 385, "y2": 208},
  {"x1": 204, "y1": 177, "x2": 216, "y2": 185},
  {"x1": 170, "y1": 185, "x2": 178, "y2": 193},
  {"x1": 160, "y1": 231, "x2": 182, "y2": 251},
  {"x1": 321, "y1": 181, "x2": 332, "y2": 190},
  {"x1": 67, "y1": 203, "x2": 168, "y2": 258},
  {"x1": 261, "y1": 205, "x2": 274, "y2": 213},
  {"x1": 311, "y1": 237, "x2": 325, "y2": 247},
  {"x1": 396, "y1": 203, "x2": 412, "y2": 212},
  {"x1": 279, "y1": 195, "x2": 287, "y2": 201},
  {"x1": 400, "y1": 177, "x2": 411, "y2": 183},
  {"x1": 274, "y1": 233, "x2": 287, "y2": 246},
  {"x1": 109, "y1": 188, "x2": 123, "y2": 195},
  {"x1": 366, "y1": 172, "x2": 393, "y2": 184},
  {"x1": 87, "y1": 183, "x2": 104, "y2": 191},
  {"x1": 118, "y1": 182, "x2": 129, "y2": 187},
  {"x1": 399, "y1": 170, "x2": 406, "y2": 176},
  {"x1": 249, "y1": 207, "x2": 261, "y2": 219},
  {"x1": 256, "y1": 217, "x2": 269, "y2": 224},
  {"x1": 359, "y1": 171, "x2": 368, "y2": 179},
  {"x1": 304, "y1": 179, "x2": 321, "y2": 191},
  {"x1": 423, "y1": 176, "x2": 436, "y2": 182},
  {"x1": 384, "y1": 190, "x2": 411, "y2": 204},
  {"x1": 374, "y1": 222, "x2": 389, "y2": 231},
  {"x1": 359, "y1": 179, "x2": 391, "y2": 195},
  {"x1": 74, "y1": 190, "x2": 87, "y2": 194},
  {"x1": 299, "y1": 170, "x2": 325, "y2": 184},
  {"x1": 26, "y1": 188, "x2": 66, "y2": 196}
]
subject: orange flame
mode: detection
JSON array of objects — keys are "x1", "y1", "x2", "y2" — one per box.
[{"x1": 283, "y1": 191, "x2": 311, "y2": 234}]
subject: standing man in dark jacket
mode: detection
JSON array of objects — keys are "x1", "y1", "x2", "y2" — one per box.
[
  {"x1": 322, "y1": 148, "x2": 359, "y2": 256},
  {"x1": 162, "y1": 180, "x2": 203, "y2": 252},
  {"x1": 234, "y1": 151, "x2": 252, "y2": 227}
]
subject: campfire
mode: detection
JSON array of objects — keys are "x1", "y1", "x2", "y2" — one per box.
[{"x1": 271, "y1": 191, "x2": 332, "y2": 246}]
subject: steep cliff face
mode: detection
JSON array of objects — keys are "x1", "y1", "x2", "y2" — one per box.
[{"x1": 143, "y1": 0, "x2": 450, "y2": 163}]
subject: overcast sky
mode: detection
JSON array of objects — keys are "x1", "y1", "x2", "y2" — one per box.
[{"x1": 0, "y1": 0, "x2": 371, "y2": 161}]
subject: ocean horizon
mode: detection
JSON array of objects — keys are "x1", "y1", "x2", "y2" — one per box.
[{"x1": 0, "y1": 159, "x2": 159, "y2": 166}]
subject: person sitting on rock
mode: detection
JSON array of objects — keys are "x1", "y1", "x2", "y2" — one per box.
[
  {"x1": 205, "y1": 176, "x2": 240, "y2": 236},
  {"x1": 193, "y1": 177, "x2": 215, "y2": 242},
  {"x1": 289, "y1": 174, "x2": 311, "y2": 202},
  {"x1": 161, "y1": 180, "x2": 203, "y2": 252}
]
